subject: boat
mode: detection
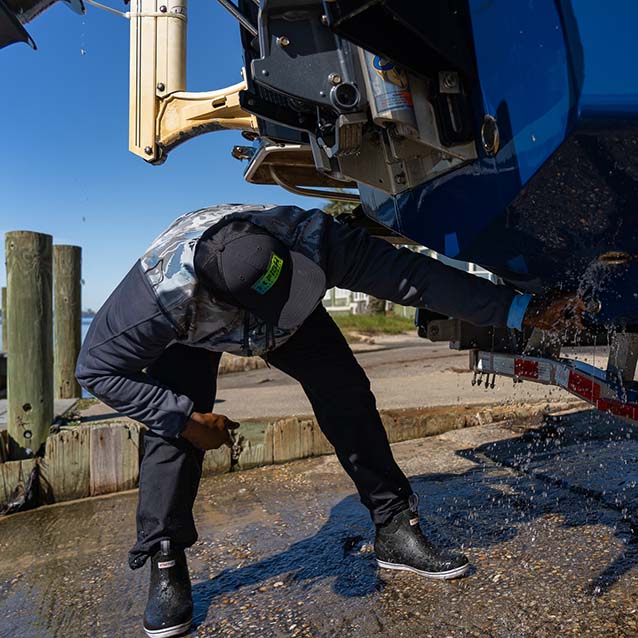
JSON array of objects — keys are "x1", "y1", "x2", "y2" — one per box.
[{"x1": 5, "y1": 0, "x2": 638, "y2": 417}]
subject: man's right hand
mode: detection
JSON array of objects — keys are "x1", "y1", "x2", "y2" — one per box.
[
  {"x1": 181, "y1": 412, "x2": 240, "y2": 450},
  {"x1": 523, "y1": 290, "x2": 587, "y2": 333}
]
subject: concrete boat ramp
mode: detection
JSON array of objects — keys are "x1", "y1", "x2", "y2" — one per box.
[{"x1": 1, "y1": 408, "x2": 637, "y2": 638}]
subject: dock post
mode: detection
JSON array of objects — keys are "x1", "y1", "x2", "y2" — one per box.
[
  {"x1": 5, "y1": 231, "x2": 54, "y2": 459},
  {"x1": 54, "y1": 245, "x2": 82, "y2": 399},
  {"x1": 1, "y1": 286, "x2": 6, "y2": 352}
]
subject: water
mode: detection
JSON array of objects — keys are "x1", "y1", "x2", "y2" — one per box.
[{"x1": 0, "y1": 316, "x2": 93, "y2": 352}]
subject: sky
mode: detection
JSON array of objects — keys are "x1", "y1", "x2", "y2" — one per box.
[{"x1": 0, "y1": 2, "x2": 314, "y2": 310}]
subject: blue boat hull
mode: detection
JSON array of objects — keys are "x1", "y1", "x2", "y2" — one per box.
[{"x1": 359, "y1": 0, "x2": 638, "y2": 327}]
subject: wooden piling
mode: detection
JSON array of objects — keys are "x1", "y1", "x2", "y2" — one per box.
[
  {"x1": 5, "y1": 231, "x2": 53, "y2": 460},
  {"x1": 53, "y1": 245, "x2": 82, "y2": 399},
  {"x1": 1, "y1": 286, "x2": 6, "y2": 352}
]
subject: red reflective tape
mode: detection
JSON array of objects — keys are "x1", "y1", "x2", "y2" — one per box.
[
  {"x1": 597, "y1": 398, "x2": 638, "y2": 421},
  {"x1": 568, "y1": 371, "x2": 601, "y2": 402},
  {"x1": 515, "y1": 358, "x2": 538, "y2": 379}
]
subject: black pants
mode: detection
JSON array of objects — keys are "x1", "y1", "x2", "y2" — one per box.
[{"x1": 129, "y1": 305, "x2": 412, "y2": 569}]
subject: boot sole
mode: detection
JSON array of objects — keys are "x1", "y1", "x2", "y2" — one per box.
[
  {"x1": 377, "y1": 559, "x2": 469, "y2": 580},
  {"x1": 143, "y1": 618, "x2": 192, "y2": 638}
]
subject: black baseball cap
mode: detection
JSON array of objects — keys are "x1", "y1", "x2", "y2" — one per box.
[{"x1": 194, "y1": 220, "x2": 326, "y2": 329}]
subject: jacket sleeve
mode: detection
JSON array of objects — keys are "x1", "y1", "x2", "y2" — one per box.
[
  {"x1": 75, "y1": 262, "x2": 194, "y2": 438},
  {"x1": 324, "y1": 219, "x2": 517, "y2": 327}
]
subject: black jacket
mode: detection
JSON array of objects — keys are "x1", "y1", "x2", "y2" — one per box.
[{"x1": 76, "y1": 205, "x2": 517, "y2": 438}]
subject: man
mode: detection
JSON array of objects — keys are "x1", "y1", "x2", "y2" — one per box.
[{"x1": 76, "y1": 204, "x2": 577, "y2": 638}]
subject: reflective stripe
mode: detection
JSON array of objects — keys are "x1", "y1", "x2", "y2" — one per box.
[
  {"x1": 515, "y1": 358, "x2": 539, "y2": 379},
  {"x1": 476, "y1": 350, "x2": 638, "y2": 423},
  {"x1": 568, "y1": 371, "x2": 601, "y2": 402}
]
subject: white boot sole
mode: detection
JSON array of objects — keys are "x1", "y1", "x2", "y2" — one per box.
[
  {"x1": 143, "y1": 618, "x2": 192, "y2": 638},
  {"x1": 377, "y1": 559, "x2": 469, "y2": 580}
]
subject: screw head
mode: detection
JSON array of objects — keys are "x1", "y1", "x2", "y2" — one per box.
[
  {"x1": 329, "y1": 73, "x2": 342, "y2": 85},
  {"x1": 276, "y1": 36, "x2": 290, "y2": 47},
  {"x1": 442, "y1": 72, "x2": 457, "y2": 89},
  {"x1": 156, "y1": 82, "x2": 165, "y2": 91},
  {"x1": 586, "y1": 299, "x2": 602, "y2": 315},
  {"x1": 321, "y1": 14, "x2": 328, "y2": 25},
  {"x1": 144, "y1": 146, "x2": 153, "y2": 155},
  {"x1": 159, "y1": 5, "x2": 167, "y2": 12}
]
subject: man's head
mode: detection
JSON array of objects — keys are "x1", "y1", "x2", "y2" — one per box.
[{"x1": 194, "y1": 220, "x2": 326, "y2": 329}]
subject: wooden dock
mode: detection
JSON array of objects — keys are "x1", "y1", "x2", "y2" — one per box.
[{"x1": 0, "y1": 398, "x2": 77, "y2": 431}]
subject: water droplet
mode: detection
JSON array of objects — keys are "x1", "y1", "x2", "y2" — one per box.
[{"x1": 80, "y1": 48, "x2": 87, "y2": 55}]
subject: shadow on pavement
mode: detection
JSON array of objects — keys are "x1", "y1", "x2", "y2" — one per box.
[
  {"x1": 192, "y1": 494, "x2": 379, "y2": 625},
  {"x1": 461, "y1": 410, "x2": 638, "y2": 596},
  {"x1": 193, "y1": 410, "x2": 638, "y2": 625}
]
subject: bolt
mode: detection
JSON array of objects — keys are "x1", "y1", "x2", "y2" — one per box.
[
  {"x1": 329, "y1": 73, "x2": 342, "y2": 85},
  {"x1": 442, "y1": 72, "x2": 457, "y2": 89},
  {"x1": 159, "y1": 5, "x2": 167, "y2": 12},
  {"x1": 156, "y1": 82, "x2": 165, "y2": 91},
  {"x1": 276, "y1": 36, "x2": 290, "y2": 47},
  {"x1": 395, "y1": 173, "x2": 406, "y2": 185},
  {"x1": 319, "y1": 90, "x2": 326, "y2": 97},
  {"x1": 586, "y1": 299, "x2": 602, "y2": 315},
  {"x1": 261, "y1": 69, "x2": 269, "y2": 76},
  {"x1": 321, "y1": 14, "x2": 328, "y2": 25},
  {"x1": 144, "y1": 146, "x2": 153, "y2": 155}
]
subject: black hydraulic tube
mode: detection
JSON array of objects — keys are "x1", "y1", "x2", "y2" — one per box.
[{"x1": 216, "y1": 0, "x2": 257, "y2": 36}]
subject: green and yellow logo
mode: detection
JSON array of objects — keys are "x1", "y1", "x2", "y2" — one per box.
[{"x1": 252, "y1": 253, "x2": 284, "y2": 295}]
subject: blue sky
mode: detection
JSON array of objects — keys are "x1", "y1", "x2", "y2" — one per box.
[{"x1": 1, "y1": 2, "x2": 314, "y2": 310}]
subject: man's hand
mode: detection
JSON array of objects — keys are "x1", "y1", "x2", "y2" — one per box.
[
  {"x1": 523, "y1": 290, "x2": 587, "y2": 333},
  {"x1": 181, "y1": 412, "x2": 240, "y2": 450}
]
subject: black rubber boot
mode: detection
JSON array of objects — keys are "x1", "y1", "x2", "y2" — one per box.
[
  {"x1": 375, "y1": 496, "x2": 469, "y2": 580},
  {"x1": 143, "y1": 540, "x2": 193, "y2": 638}
]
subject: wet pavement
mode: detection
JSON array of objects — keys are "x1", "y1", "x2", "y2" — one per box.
[{"x1": 1, "y1": 408, "x2": 638, "y2": 637}]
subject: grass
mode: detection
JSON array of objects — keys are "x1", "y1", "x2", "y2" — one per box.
[{"x1": 332, "y1": 312, "x2": 415, "y2": 337}]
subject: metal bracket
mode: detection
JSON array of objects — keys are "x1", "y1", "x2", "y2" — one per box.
[
  {"x1": 154, "y1": 82, "x2": 258, "y2": 163},
  {"x1": 607, "y1": 333, "x2": 638, "y2": 385},
  {"x1": 421, "y1": 316, "x2": 520, "y2": 352},
  {"x1": 268, "y1": 167, "x2": 359, "y2": 202}
]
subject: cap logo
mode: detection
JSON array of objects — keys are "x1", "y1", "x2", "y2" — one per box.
[{"x1": 252, "y1": 252, "x2": 284, "y2": 295}]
